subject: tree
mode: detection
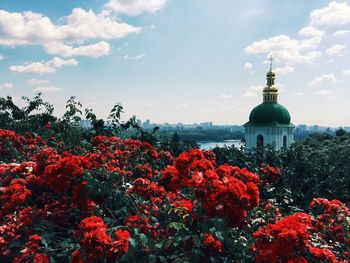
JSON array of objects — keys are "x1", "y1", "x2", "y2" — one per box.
[{"x1": 335, "y1": 128, "x2": 346, "y2": 137}]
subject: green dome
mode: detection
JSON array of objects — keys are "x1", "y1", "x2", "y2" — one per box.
[{"x1": 245, "y1": 102, "x2": 293, "y2": 127}]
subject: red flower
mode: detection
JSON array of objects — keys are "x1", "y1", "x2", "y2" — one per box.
[
  {"x1": 0, "y1": 178, "x2": 31, "y2": 216},
  {"x1": 260, "y1": 164, "x2": 281, "y2": 184},
  {"x1": 44, "y1": 123, "x2": 52, "y2": 129},
  {"x1": 71, "y1": 249, "x2": 84, "y2": 263},
  {"x1": 76, "y1": 216, "x2": 129, "y2": 261},
  {"x1": 173, "y1": 199, "x2": 195, "y2": 213},
  {"x1": 13, "y1": 235, "x2": 48, "y2": 263},
  {"x1": 253, "y1": 213, "x2": 311, "y2": 263},
  {"x1": 202, "y1": 233, "x2": 222, "y2": 254},
  {"x1": 308, "y1": 247, "x2": 338, "y2": 262}
]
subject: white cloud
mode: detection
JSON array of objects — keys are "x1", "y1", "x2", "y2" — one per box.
[
  {"x1": 241, "y1": 85, "x2": 264, "y2": 98},
  {"x1": 243, "y1": 62, "x2": 253, "y2": 70},
  {"x1": 0, "y1": 8, "x2": 140, "y2": 57},
  {"x1": 10, "y1": 63, "x2": 55, "y2": 74},
  {"x1": 0, "y1": 54, "x2": 4, "y2": 61},
  {"x1": 342, "y1": 69, "x2": 350, "y2": 76},
  {"x1": 123, "y1": 53, "x2": 146, "y2": 60},
  {"x1": 249, "y1": 85, "x2": 264, "y2": 92},
  {"x1": 276, "y1": 82, "x2": 286, "y2": 91},
  {"x1": 326, "y1": 44, "x2": 346, "y2": 56},
  {"x1": 244, "y1": 35, "x2": 322, "y2": 65},
  {"x1": 298, "y1": 26, "x2": 325, "y2": 37},
  {"x1": 309, "y1": 73, "x2": 337, "y2": 86},
  {"x1": 275, "y1": 66, "x2": 295, "y2": 75},
  {"x1": 33, "y1": 86, "x2": 62, "y2": 93},
  {"x1": 133, "y1": 53, "x2": 146, "y2": 60},
  {"x1": 310, "y1": 1, "x2": 350, "y2": 27},
  {"x1": 105, "y1": 0, "x2": 167, "y2": 16},
  {"x1": 46, "y1": 57, "x2": 78, "y2": 67},
  {"x1": 294, "y1": 92, "x2": 304, "y2": 97},
  {"x1": 62, "y1": 9, "x2": 140, "y2": 41},
  {"x1": 333, "y1": 30, "x2": 350, "y2": 36},
  {"x1": 10, "y1": 57, "x2": 77, "y2": 74},
  {"x1": 0, "y1": 83, "x2": 14, "y2": 90},
  {"x1": 44, "y1": 41, "x2": 111, "y2": 57},
  {"x1": 26, "y1": 79, "x2": 49, "y2": 85},
  {"x1": 241, "y1": 91, "x2": 258, "y2": 98},
  {"x1": 314, "y1": 89, "x2": 334, "y2": 96}
]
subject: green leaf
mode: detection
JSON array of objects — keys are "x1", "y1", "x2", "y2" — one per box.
[
  {"x1": 8, "y1": 240, "x2": 22, "y2": 249},
  {"x1": 139, "y1": 233, "x2": 148, "y2": 246},
  {"x1": 155, "y1": 242, "x2": 163, "y2": 249},
  {"x1": 149, "y1": 255, "x2": 156, "y2": 263},
  {"x1": 129, "y1": 237, "x2": 137, "y2": 248},
  {"x1": 193, "y1": 237, "x2": 201, "y2": 248},
  {"x1": 164, "y1": 239, "x2": 172, "y2": 250}
]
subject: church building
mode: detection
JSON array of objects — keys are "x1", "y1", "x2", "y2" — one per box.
[{"x1": 244, "y1": 61, "x2": 294, "y2": 151}]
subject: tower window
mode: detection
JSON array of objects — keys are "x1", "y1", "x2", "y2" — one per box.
[
  {"x1": 283, "y1": 135, "x2": 287, "y2": 149},
  {"x1": 257, "y1": 135, "x2": 264, "y2": 149}
]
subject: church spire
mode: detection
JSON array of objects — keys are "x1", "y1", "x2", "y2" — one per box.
[{"x1": 263, "y1": 56, "x2": 278, "y2": 103}]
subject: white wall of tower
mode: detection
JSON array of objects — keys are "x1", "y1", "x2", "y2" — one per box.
[{"x1": 245, "y1": 126, "x2": 294, "y2": 151}]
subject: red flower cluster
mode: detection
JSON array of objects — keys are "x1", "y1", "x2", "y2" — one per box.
[
  {"x1": 89, "y1": 136, "x2": 158, "y2": 173},
  {"x1": 128, "y1": 178, "x2": 167, "y2": 202},
  {"x1": 260, "y1": 164, "x2": 281, "y2": 184},
  {"x1": 310, "y1": 198, "x2": 350, "y2": 259},
  {"x1": 125, "y1": 215, "x2": 159, "y2": 239},
  {"x1": 43, "y1": 155, "x2": 88, "y2": 193},
  {"x1": 202, "y1": 233, "x2": 222, "y2": 254},
  {"x1": 76, "y1": 216, "x2": 129, "y2": 262},
  {"x1": 0, "y1": 178, "x2": 31, "y2": 216},
  {"x1": 13, "y1": 234, "x2": 48, "y2": 263},
  {"x1": 0, "y1": 130, "x2": 46, "y2": 161},
  {"x1": 308, "y1": 247, "x2": 339, "y2": 262},
  {"x1": 0, "y1": 207, "x2": 35, "y2": 257},
  {"x1": 160, "y1": 150, "x2": 260, "y2": 226},
  {"x1": 253, "y1": 209, "x2": 347, "y2": 262},
  {"x1": 253, "y1": 212, "x2": 311, "y2": 262}
]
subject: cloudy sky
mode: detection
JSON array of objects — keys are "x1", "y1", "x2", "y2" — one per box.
[{"x1": 0, "y1": 0, "x2": 350, "y2": 126}]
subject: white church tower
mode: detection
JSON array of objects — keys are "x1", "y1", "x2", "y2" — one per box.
[{"x1": 244, "y1": 59, "x2": 294, "y2": 151}]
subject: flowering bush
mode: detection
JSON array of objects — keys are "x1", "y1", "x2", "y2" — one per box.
[{"x1": 0, "y1": 129, "x2": 349, "y2": 262}]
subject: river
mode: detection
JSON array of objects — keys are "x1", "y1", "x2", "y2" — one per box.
[{"x1": 198, "y1": 140, "x2": 242, "y2": 150}]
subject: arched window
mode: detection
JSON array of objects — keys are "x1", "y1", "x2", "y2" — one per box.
[
  {"x1": 257, "y1": 135, "x2": 264, "y2": 149},
  {"x1": 283, "y1": 135, "x2": 287, "y2": 149}
]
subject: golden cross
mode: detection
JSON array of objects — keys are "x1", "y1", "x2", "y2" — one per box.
[{"x1": 269, "y1": 55, "x2": 274, "y2": 71}]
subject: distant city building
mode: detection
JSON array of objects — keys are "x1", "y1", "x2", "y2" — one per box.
[
  {"x1": 244, "y1": 60, "x2": 295, "y2": 151},
  {"x1": 200, "y1": 122, "x2": 213, "y2": 127}
]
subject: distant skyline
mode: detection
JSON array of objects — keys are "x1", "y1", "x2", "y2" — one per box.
[{"x1": 0, "y1": 0, "x2": 350, "y2": 126}]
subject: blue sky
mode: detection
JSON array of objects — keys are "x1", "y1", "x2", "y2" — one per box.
[{"x1": 0, "y1": 0, "x2": 349, "y2": 126}]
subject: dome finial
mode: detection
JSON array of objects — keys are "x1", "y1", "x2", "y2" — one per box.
[
  {"x1": 269, "y1": 55, "x2": 274, "y2": 71},
  {"x1": 263, "y1": 56, "x2": 278, "y2": 103}
]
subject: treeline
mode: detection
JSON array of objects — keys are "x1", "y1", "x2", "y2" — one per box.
[
  {"x1": 151, "y1": 129, "x2": 244, "y2": 142},
  {"x1": 0, "y1": 93, "x2": 197, "y2": 155}
]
